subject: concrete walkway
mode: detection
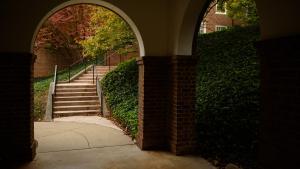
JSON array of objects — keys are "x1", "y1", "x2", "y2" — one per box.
[{"x1": 20, "y1": 116, "x2": 216, "y2": 169}]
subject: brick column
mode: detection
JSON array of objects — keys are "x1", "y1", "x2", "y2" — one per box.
[
  {"x1": 256, "y1": 36, "x2": 300, "y2": 169},
  {"x1": 168, "y1": 55, "x2": 197, "y2": 155},
  {"x1": 0, "y1": 53, "x2": 36, "y2": 165},
  {"x1": 136, "y1": 56, "x2": 170, "y2": 149}
]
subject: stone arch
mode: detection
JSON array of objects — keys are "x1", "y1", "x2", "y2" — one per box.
[
  {"x1": 175, "y1": 0, "x2": 209, "y2": 55},
  {"x1": 31, "y1": 0, "x2": 145, "y2": 57}
]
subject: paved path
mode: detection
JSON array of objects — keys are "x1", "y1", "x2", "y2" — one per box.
[{"x1": 20, "y1": 116, "x2": 216, "y2": 169}]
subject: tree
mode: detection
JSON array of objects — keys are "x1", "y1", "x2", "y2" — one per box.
[
  {"x1": 203, "y1": 0, "x2": 259, "y2": 26},
  {"x1": 34, "y1": 5, "x2": 96, "y2": 58},
  {"x1": 79, "y1": 7, "x2": 137, "y2": 58},
  {"x1": 225, "y1": 0, "x2": 259, "y2": 25}
]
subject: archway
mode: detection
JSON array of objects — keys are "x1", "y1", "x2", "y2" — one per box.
[
  {"x1": 31, "y1": 2, "x2": 143, "y2": 154},
  {"x1": 31, "y1": 0, "x2": 145, "y2": 57},
  {"x1": 1, "y1": 1, "x2": 299, "y2": 168},
  {"x1": 175, "y1": 0, "x2": 300, "y2": 169}
]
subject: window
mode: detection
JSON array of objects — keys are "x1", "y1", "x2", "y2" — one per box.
[
  {"x1": 215, "y1": 25, "x2": 227, "y2": 31},
  {"x1": 216, "y1": 2, "x2": 226, "y2": 14},
  {"x1": 199, "y1": 21, "x2": 207, "y2": 34}
]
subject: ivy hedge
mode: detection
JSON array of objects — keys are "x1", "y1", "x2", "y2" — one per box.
[
  {"x1": 100, "y1": 26, "x2": 260, "y2": 168},
  {"x1": 101, "y1": 59, "x2": 139, "y2": 137},
  {"x1": 195, "y1": 26, "x2": 260, "y2": 168}
]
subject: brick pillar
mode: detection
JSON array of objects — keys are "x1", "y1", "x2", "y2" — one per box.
[
  {"x1": 168, "y1": 55, "x2": 197, "y2": 155},
  {"x1": 0, "y1": 53, "x2": 37, "y2": 165},
  {"x1": 136, "y1": 56, "x2": 170, "y2": 149},
  {"x1": 257, "y1": 36, "x2": 300, "y2": 169}
]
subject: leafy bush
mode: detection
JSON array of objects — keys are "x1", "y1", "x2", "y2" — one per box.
[
  {"x1": 99, "y1": 26, "x2": 260, "y2": 168},
  {"x1": 195, "y1": 26, "x2": 260, "y2": 168},
  {"x1": 101, "y1": 59, "x2": 138, "y2": 137}
]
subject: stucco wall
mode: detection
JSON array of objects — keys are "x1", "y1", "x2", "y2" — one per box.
[{"x1": 1, "y1": 0, "x2": 300, "y2": 55}]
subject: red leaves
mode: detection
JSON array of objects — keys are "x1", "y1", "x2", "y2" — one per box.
[{"x1": 34, "y1": 4, "x2": 96, "y2": 52}]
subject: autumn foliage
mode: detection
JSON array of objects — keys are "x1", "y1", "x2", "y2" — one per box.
[{"x1": 34, "y1": 4, "x2": 137, "y2": 59}]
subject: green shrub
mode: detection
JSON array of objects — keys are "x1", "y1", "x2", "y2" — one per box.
[
  {"x1": 101, "y1": 59, "x2": 138, "y2": 137},
  {"x1": 99, "y1": 26, "x2": 260, "y2": 168},
  {"x1": 195, "y1": 26, "x2": 260, "y2": 168}
]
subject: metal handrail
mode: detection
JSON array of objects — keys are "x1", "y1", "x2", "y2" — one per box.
[
  {"x1": 93, "y1": 64, "x2": 95, "y2": 84},
  {"x1": 68, "y1": 57, "x2": 88, "y2": 83}
]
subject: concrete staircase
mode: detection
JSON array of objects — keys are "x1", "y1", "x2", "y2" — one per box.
[{"x1": 53, "y1": 66, "x2": 115, "y2": 118}]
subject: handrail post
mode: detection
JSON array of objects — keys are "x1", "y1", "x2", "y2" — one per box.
[
  {"x1": 93, "y1": 64, "x2": 95, "y2": 84},
  {"x1": 68, "y1": 66, "x2": 71, "y2": 83},
  {"x1": 84, "y1": 58, "x2": 87, "y2": 73},
  {"x1": 109, "y1": 56, "x2": 111, "y2": 71},
  {"x1": 96, "y1": 76, "x2": 98, "y2": 94}
]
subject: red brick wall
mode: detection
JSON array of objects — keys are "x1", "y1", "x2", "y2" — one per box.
[
  {"x1": 136, "y1": 56, "x2": 170, "y2": 149},
  {"x1": 257, "y1": 35, "x2": 300, "y2": 169},
  {"x1": 136, "y1": 56, "x2": 197, "y2": 154},
  {"x1": 34, "y1": 48, "x2": 82, "y2": 78},
  {"x1": 168, "y1": 55, "x2": 197, "y2": 155},
  {"x1": 106, "y1": 52, "x2": 138, "y2": 66},
  {"x1": 203, "y1": 3, "x2": 241, "y2": 33},
  {"x1": 0, "y1": 53, "x2": 36, "y2": 165}
]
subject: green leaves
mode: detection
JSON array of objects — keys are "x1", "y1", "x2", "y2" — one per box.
[
  {"x1": 225, "y1": 0, "x2": 259, "y2": 25},
  {"x1": 80, "y1": 7, "x2": 136, "y2": 58},
  {"x1": 195, "y1": 26, "x2": 260, "y2": 168},
  {"x1": 101, "y1": 25, "x2": 260, "y2": 169},
  {"x1": 101, "y1": 59, "x2": 138, "y2": 137}
]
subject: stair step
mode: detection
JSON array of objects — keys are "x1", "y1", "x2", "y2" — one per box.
[
  {"x1": 53, "y1": 110, "x2": 100, "y2": 118},
  {"x1": 78, "y1": 74, "x2": 105, "y2": 79},
  {"x1": 77, "y1": 77, "x2": 95, "y2": 80},
  {"x1": 54, "y1": 105, "x2": 100, "y2": 111},
  {"x1": 86, "y1": 70, "x2": 109, "y2": 74},
  {"x1": 54, "y1": 100, "x2": 100, "y2": 106},
  {"x1": 81, "y1": 74, "x2": 106, "y2": 77},
  {"x1": 56, "y1": 84, "x2": 95, "y2": 88},
  {"x1": 55, "y1": 92, "x2": 97, "y2": 97},
  {"x1": 48, "y1": 65, "x2": 115, "y2": 118},
  {"x1": 56, "y1": 88, "x2": 96, "y2": 92},
  {"x1": 72, "y1": 80, "x2": 94, "y2": 83},
  {"x1": 95, "y1": 66, "x2": 116, "y2": 68},
  {"x1": 55, "y1": 96, "x2": 99, "y2": 101}
]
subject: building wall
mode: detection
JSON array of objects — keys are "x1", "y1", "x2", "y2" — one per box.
[
  {"x1": 106, "y1": 52, "x2": 139, "y2": 66},
  {"x1": 200, "y1": 2, "x2": 241, "y2": 33},
  {"x1": 34, "y1": 47, "x2": 82, "y2": 78}
]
